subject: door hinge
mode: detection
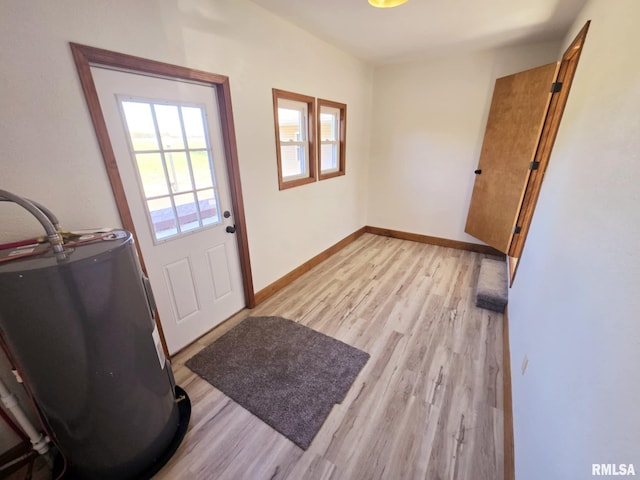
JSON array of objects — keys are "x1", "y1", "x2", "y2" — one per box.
[
  {"x1": 550, "y1": 81, "x2": 563, "y2": 93},
  {"x1": 513, "y1": 226, "x2": 522, "y2": 234},
  {"x1": 529, "y1": 161, "x2": 540, "y2": 170}
]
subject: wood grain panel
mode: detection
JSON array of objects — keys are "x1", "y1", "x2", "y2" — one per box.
[
  {"x1": 366, "y1": 225, "x2": 505, "y2": 257},
  {"x1": 255, "y1": 226, "x2": 505, "y2": 308},
  {"x1": 254, "y1": 227, "x2": 367, "y2": 305},
  {"x1": 153, "y1": 234, "x2": 505, "y2": 480},
  {"x1": 465, "y1": 62, "x2": 559, "y2": 253}
]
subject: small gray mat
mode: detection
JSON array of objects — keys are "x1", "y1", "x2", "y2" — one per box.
[
  {"x1": 185, "y1": 316, "x2": 369, "y2": 449},
  {"x1": 476, "y1": 258, "x2": 508, "y2": 312}
]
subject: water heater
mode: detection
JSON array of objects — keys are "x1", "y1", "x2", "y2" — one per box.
[{"x1": 0, "y1": 191, "x2": 190, "y2": 479}]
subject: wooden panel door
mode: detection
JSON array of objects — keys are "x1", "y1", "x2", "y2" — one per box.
[
  {"x1": 92, "y1": 67, "x2": 246, "y2": 354},
  {"x1": 465, "y1": 62, "x2": 559, "y2": 253}
]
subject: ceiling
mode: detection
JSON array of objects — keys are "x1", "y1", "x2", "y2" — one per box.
[{"x1": 249, "y1": 0, "x2": 587, "y2": 65}]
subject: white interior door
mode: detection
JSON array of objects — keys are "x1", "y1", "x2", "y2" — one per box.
[{"x1": 92, "y1": 66, "x2": 245, "y2": 354}]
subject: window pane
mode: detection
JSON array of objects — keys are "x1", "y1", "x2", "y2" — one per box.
[
  {"x1": 321, "y1": 143, "x2": 339, "y2": 172},
  {"x1": 182, "y1": 106, "x2": 207, "y2": 149},
  {"x1": 280, "y1": 145, "x2": 307, "y2": 178},
  {"x1": 191, "y1": 151, "x2": 214, "y2": 189},
  {"x1": 273, "y1": 91, "x2": 316, "y2": 189},
  {"x1": 197, "y1": 189, "x2": 219, "y2": 226},
  {"x1": 317, "y1": 101, "x2": 345, "y2": 180},
  {"x1": 165, "y1": 152, "x2": 193, "y2": 193},
  {"x1": 148, "y1": 197, "x2": 177, "y2": 240},
  {"x1": 136, "y1": 153, "x2": 168, "y2": 197},
  {"x1": 278, "y1": 106, "x2": 305, "y2": 141},
  {"x1": 122, "y1": 101, "x2": 159, "y2": 151},
  {"x1": 320, "y1": 110, "x2": 339, "y2": 141},
  {"x1": 174, "y1": 192, "x2": 199, "y2": 232},
  {"x1": 154, "y1": 104, "x2": 185, "y2": 150}
]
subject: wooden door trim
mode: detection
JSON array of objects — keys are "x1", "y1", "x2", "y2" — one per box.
[
  {"x1": 70, "y1": 44, "x2": 256, "y2": 356},
  {"x1": 508, "y1": 22, "x2": 590, "y2": 279}
]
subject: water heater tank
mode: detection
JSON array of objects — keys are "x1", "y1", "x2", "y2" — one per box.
[{"x1": 0, "y1": 230, "x2": 189, "y2": 479}]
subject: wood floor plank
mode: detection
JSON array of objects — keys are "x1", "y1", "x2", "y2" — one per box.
[{"x1": 154, "y1": 233, "x2": 505, "y2": 480}]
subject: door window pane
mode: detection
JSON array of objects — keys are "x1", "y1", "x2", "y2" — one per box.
[
  {"x1": 174, "y1": 192, "x2": 199, "y2": 232},
  {"x1": 119, "y1": 97, "x2": 223, "y2": 242},
  {"x1": 136, "y1": 153, "x2": 169, "y2": 197},
  {"x1": 182, "y1": 106, "x2": 207, "y2": 149},
  {"x1": 191, "y1": 151, "x2": 214, "y2": 189},
  {"x1": 147, "y1": 197, "x2": 177, "y2": 240},
  {"x1": 122, "y1": 102, "x2": 159, "y2": 151},
  {"x1": 197, "y1": 189, "x2": 218, "y2": 226},
  {"x1": 154, "y1": 104, "x2": 185, "y2": 150},
  {"x1": 165, "y1": 151, "x2": 193, "y2": 193}
]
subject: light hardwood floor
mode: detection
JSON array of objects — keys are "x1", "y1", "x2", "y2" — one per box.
[{"x1": 155, "y1": 233, "x2": 505, "y2": 480}]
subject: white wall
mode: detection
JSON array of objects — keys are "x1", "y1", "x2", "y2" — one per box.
[
  {"x1": 0, "y1": 0, "x2": 372, "y2": 448},
  {"x1": 508, "y1": 1, "x2": 640, "y2": 478},
  {"x1": 367, "y1": 41, "x2": 561, "y2": 243},
  {"x1": 0, "y1": 0, "x2": 373, "y2": 292}
]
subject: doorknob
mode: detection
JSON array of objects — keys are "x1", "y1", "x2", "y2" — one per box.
[
  {"x1": 474, "y1": 169, "x2": 482, "y2": 175},
  {"x1": 223, "y1": 210, "x2": 231, "y2": 218},
  {"x1": 226, "y1": 225, "x2": 236, "y2": 234}
]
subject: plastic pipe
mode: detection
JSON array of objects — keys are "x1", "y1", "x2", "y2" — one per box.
[
  {"x1": 0, "y1": 378, "x2": 49, "y2": 455},
  {"x1": 0, "y1": 190, "x2": 64, "y2": 256}
]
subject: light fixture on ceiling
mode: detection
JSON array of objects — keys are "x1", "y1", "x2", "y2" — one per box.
[{"x1": 368, "y1": 0, "x2": 409, "y2": 8}]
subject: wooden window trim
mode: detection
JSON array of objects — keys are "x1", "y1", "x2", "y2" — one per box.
[
  {"x1": 317, "y1": 98, "x2": 347, "y2": 180},
  {"x1": 272, "y1": 89, "x2": 317, "y2": 190}
]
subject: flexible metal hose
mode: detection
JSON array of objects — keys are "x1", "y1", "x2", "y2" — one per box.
[
  {"x1": 0, "y1": 190, "x2": 65, "y2": 255},
  {"x1": 25, "y1": 199, "x2": 61, "y2": 231}
]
